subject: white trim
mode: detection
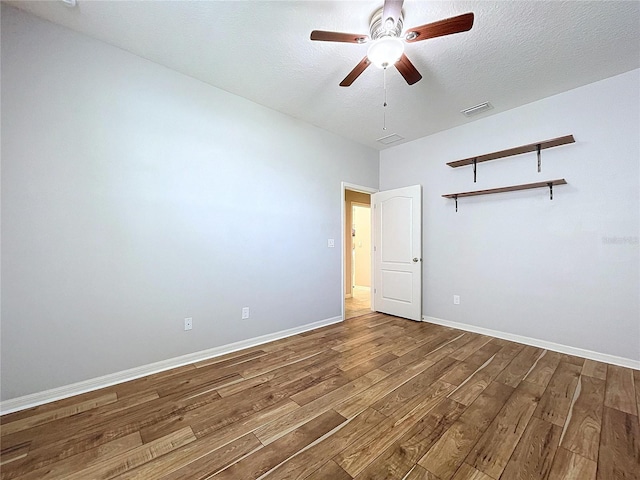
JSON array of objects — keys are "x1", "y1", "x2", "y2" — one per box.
[
  {"x1": 0, "y1": 315, "x2": 343, "y2": 415},
  {"x1": 423, "y1": 315, "x2": 640, "y2": 370},
  {"x1": 341, "y1": 182, "x2": 378, "y2": 321}
]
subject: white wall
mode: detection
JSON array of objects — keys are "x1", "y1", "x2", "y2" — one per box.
[
  {"x1": 381, "y1": 69, "x2": 640, "y2": 363},
  {"x1": 0, "y1": 6, "x2": 379, "y2": 401}
]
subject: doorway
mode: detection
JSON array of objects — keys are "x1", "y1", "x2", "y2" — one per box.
[
  {"x1": 340, "y1": 182, "x2": 422, "y2": 322},
  {"x1": 348, "y1": 204, "x2": 371, "y2": 318},
  {"x1": 343, "y1": 185, "x2": 375, "y2": 319}
]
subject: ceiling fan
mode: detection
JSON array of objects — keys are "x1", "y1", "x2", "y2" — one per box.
[{"x1": 310, "y1": 0, "x2": 474, "y2": 87}]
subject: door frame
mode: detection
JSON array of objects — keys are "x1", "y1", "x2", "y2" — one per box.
[{"x1": 341, "y1": 182, "x2": 378, "y2": 321}]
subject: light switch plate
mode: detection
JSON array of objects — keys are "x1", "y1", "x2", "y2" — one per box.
[{"x1": 328, "y1": 239, "x2": 335, "y2": 248}]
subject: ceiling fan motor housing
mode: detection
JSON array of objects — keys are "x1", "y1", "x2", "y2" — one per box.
[{"x1": 370, "y1": 7, "x2": 404, "y2": 40}]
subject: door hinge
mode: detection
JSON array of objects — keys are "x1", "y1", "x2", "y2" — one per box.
[
  {"x1": 374, "y1": 288, "x2": 377, "y2": 294},
  {"x1": 373, "y1": 246, "x2": 377, "y2": 251}
]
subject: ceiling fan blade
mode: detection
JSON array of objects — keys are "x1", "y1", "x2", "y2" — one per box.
[
  {"x1": 395, "y1": 54, "x2": 422, "y2": 85},
  {"x1": 340, "y1": 57, "x2": 371, "y2": 87},
  {"x1": 310, "y1": 30, "x2": 369, "y2": 44},
  {"x1": 382, "y1": 0, "x2": 404, "y2": 29},
  {"x1": 405, "y1": 12, "x2": 474, "y2": 43}
]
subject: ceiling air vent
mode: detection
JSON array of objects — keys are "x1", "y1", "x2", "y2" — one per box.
[
  {"x1": 461, "y1": 102, "x2": 493, "y2": 117},
  {"x1": 377, "y1": 133, "x2": 404, "y2": 145}
]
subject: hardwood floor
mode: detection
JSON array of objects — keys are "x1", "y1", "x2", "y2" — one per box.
[{"x1": 1, "y1": 312, "x2": 639, "y2": 479}]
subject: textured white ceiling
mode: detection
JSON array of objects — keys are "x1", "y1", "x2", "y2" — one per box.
[{"x1": 6, "y1": 0, "x2": 640, "y2": 150}]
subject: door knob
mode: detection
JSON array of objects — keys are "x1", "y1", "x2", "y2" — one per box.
[{"x1": 413, "y1": 257, "x2": 420, "y2": 263}]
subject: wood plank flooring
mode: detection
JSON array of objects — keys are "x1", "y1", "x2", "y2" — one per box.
[{"x1": 1, "y1": 313, "x2": 639, "y2": 479}]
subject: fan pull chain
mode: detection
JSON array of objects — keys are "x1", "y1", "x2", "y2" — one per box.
[{"x1": 383, "y1": 67, "x2": 388, "y2": 130}]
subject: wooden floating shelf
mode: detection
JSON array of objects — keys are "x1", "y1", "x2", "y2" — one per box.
[
  {"x1": 443, "y1": 179, "x2": 567, "y2": 199},
  {"x1": 446, "y1": 135, "x2": 575, "y2": 168}
]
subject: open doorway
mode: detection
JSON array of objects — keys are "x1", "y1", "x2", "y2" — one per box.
[
  {"x1": 341, "y1": 182, "x2": 422, "y2": 322},
  {"x1": 344, "y1": 187, "x2": 373, "y2": 319},
  {"x1": 348, "y1": 203, "x2": 372, "y2": 318}
]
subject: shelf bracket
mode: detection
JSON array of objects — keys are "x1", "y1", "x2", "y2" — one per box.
[
  {"x1": 473, "y1": 158, "x2": 477, "y2": 183},
  {"x1": 547, "y1": 182, "x2": 553, "y2": 200},
  {"x1": 537, "y1": 144, "x2": 541, "y2": 172},
  {"x1": 454, "y1": 195, "x2": 458, "y2": 212}
]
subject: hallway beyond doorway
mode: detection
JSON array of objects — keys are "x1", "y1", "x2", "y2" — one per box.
[{"x1": 345, "y1": 286, "x2": 371, "y2": 319}]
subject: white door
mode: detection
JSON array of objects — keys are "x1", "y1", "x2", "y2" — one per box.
[{"x1": 372, "y1": 185, "x2": 422, "y2": 321}]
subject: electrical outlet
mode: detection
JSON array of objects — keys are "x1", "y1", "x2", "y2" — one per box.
[
  {"x1": 184, "y1": 317, "x2": 193, "y2": 330},
  {"x1": 453, "y1": 295, "x2": 460, "y2": 305},
  {"x1": 242, "y1": 307, "x2": 250, "y2": 319}
]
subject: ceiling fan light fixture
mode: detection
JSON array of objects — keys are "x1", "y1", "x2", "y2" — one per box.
[{"x1": 367, "y1": 36, "x2": 404, "y2": 69}]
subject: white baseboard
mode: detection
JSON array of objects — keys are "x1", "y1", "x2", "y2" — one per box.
[
  {"x1": 423, "y1": 315, "x2": 640, "y2": 370},
  {"x1": 0, "y1": 315, "x2": 343, "y2": 415}
]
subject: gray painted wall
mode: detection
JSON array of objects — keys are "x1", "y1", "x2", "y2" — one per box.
[
  {"x1": 381, "y1": 69, "x2": 640, "y2": 363},
  {"x1": 1, "y1": 6, "x2": 379, "y2": 400}
]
